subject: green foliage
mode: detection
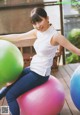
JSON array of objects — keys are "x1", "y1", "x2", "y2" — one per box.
[
  {"x1": 68, "y1": 28, "x2": 80, "y2": 48},
  {"x1": 71, "y1": 0, "x2": 80, "y2": 13},
  {"x1": 66, "y1": 28, "x2": 80, "y2": 64},
  {"x1": 66, "y1": 53, "x2": 80, "y2": 64}
]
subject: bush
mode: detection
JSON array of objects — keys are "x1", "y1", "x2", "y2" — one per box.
[{"x1": 66, "y1": 28, "x2": 80, "y2": 64}]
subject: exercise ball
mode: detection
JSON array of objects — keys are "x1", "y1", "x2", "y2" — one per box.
[
  {"x1": 0, "y1": 40, "x2": 24, "y2": 86},
  {"x1": 70, "y1": 66, "x2": 80, "y2": 110},
  {"x1": 18, "y1": 75, "x2": 65, "y2": 115}
]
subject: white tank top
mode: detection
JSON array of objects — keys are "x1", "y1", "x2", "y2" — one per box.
[{"x1": 30, "y1": 25, "x2": 58, "y2": 76}]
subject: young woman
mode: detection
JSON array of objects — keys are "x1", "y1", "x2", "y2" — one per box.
[{"x1": 0, "y1": 7, "x2": 80, "y2": 115}]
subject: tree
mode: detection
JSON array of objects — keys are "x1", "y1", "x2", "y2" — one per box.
[
  {"x1": 66, "y1": 28, "x2": 80, "y2": 64},
  {"x1": 71, "y1": 0, "x2": 80, "y2": 13}
]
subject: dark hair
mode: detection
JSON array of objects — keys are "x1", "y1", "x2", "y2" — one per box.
[{"x1": 30, "y1": 7, "x2": 47, "y2": 24}]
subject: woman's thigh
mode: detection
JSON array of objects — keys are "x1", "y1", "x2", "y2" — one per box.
[
  {"x1": 4, "y1": 67, "x2": 31, "y2": 87},
  {"x1": 19, "y1": 66, "x2": 30, "y2": 77},
  {"x1": 6, "y1": 71, "x2": 49, "y2": 98}
]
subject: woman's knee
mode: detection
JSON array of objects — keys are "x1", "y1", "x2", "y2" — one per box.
[{"x1": 6, "y1": 90, "x2": 16, "y2": 103}]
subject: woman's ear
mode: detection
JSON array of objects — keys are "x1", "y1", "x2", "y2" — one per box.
[
  {"x1": 47, "y1": 16, "x2": 49, "y2": 20},
  {"x1": 46, "y1": 16, "x2": 49, "y2": 23}
]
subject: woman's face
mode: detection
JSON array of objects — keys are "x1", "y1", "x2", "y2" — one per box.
[{"x1": 32, "y1": 17, "x2": 49, "y2": 32}]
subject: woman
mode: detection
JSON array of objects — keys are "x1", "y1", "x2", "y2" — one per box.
[{"x1": 0, "y1": 7, "x2": 80, "y2": 115}]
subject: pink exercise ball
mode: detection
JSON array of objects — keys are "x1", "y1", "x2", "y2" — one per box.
[{"x1": 18, "y1": 75, "x2": 65, "y2": 115}]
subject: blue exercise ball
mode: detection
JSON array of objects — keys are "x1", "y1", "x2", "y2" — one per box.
[{"x1": 70, "y1": 66, "x2": 80, "y2": 110}]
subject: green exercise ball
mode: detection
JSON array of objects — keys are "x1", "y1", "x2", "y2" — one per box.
[{"x1": 0, "y1": 40, "x2": 24, "y2": 86}]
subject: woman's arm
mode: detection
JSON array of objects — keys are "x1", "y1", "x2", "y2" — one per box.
[
  {"x1": 51, "y1": 33, "x2": 80, "y2": 56},
  {"x1": 0, "y1": 29, "x2": 37, "y2": 42}
]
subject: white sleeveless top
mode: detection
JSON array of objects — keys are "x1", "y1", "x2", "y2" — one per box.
[{"x1": 30, "y1": 25, "x2": 58, "y2": 76}]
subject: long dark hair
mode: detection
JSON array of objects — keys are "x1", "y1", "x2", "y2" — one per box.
[{"x1": 30, "y1": 7, "x2": 48, "y2": 24}]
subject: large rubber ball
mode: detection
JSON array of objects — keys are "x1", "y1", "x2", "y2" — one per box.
[
  {"x1": 70, "y1": 66, "x2": 80, "y2": 110},
  {"x1": 18, "y1": 75, "x2": 65, "y2": 115},
  {"x1": 0, "y1": 40, "x2": 24, "y2": 86}
]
